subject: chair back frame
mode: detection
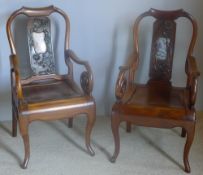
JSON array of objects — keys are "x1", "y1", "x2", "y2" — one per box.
[
  {"x1": 133, "y1": 8, "x2": 198, "y2": 85},
  {"x1": 7, "y1": 6, "x2": 73, "y2": 83}
]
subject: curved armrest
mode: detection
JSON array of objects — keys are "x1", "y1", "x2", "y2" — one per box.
[
  {"x1": 186, "y1": 56, "x2": 200, "y2": 77},
  {"x1": 65, "y1": 49, "x2": 93, "y2": 95},
  {"x1": 10, "y1": 55, "x2": 24, "y2": 101},
  {"x1": 186, "y1": 56, "x2": 200, "y2": 106},
  {"x1": 115, "y1": 53, "x2": 138, "y2": 103},
  {"x1": 115, "y1": 66, "x2": 136, "y2": 103}
]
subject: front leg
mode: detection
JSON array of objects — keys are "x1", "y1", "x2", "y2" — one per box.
[
  {"x1": 19, "y1": 117, "x2": 30, "y2": 169},
  {"x1": 85, "y1": 107, "x2": 96, "y2": 156},
  {"x1": 183, "y1": 124, "x2": 195, "y2": 173},
  {"x1": 110, "y1": 112, "x2": 121, "y2": 163}
]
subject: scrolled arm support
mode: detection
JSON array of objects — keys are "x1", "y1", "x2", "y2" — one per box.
[
  {"x1": 186, "y1": 56, "x2": 200, "y2": 106},
  {"x1": 115, "y1": 66, "x2": 136, "y2": 103},
  {"x1": 115, "y1": 52, "x2": 138, "y2": 103},
  {"x1": 115, "y1": 66, "x2": 129, "y2": 100},
  {"x1": 65, "y1": 49, "x2": 93, "y2": 95}
]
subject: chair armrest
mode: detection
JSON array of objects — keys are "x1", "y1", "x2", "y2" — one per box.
[
  {"x1": 115, "y1": 52, "x2": 139, "y2": 103},
  {"x1": 10, "y1": 55, "x2": 24, "y2": 101},
  {"x1": 186, "y1": 56, "x2": 200, "y2": 106},
  {"x1": 65, "y1": 49, "x2": 93, "y2": 95},
  {"x1": 186, "y1": 56, "x2": 200, "y2": 77},
  {"x1": 115, "y1": 66, "x2": 136, "y2": 103}
]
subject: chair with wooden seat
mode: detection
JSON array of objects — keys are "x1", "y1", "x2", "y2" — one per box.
[
  {"x1": 110, "y1": 9, "x2": 199, "y2": 173},
  {"x1": 7, "y1": 6, "x2": 96, "y2": 169}
]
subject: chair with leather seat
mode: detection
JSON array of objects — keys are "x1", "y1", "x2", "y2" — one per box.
[
  {"x1": 110, "y1": 9, "x2": 199, "y2": 173},
  {"x1": 7, "y1": 6, "x2": 96, "y2": 168}
]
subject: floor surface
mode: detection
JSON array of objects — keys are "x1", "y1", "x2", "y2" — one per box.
[{"x1": 0, "y1": 116, "x2": 202, "y2": 175}]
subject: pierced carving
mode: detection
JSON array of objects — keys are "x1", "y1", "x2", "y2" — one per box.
[
  {"x1": 149, "y1": 20, "x2": 176, "y2": 81},
  {"x1": 27, "y1": 17, "x2": 55, "y2": 76}
]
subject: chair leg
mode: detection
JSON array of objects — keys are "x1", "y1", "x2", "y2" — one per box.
[
  {"x1": 181, "y1": 128, "x2": 186, "y2": 137},
  {"x1": 126, "y1": 121, "x2": 131, "y2": 133},
  {"x1": 85, "y1": 109, "x2": 96, "y2": 156},
  {"x1": 183, "y1": 125, "x2": 195, "y2": 173},
  {"x1": 110, "y1": 113, "x2": 121, "y2": 163},
  {"x1": 21, "y1": 135, "x2": 30, "y2": 169},
  {"x1": 19, "y1": 117, "x2": 30, "y2": 169},
  {"x1": 68, "y1": 118, "x2": 73, "y2": 128},
  {"x1": 12, "y1": 105, "x2": 17, "y2": 137}
]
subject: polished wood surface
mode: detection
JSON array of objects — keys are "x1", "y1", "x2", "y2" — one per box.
[
  {"x1": 7, "y1": 6, "x2": 96, "y2": 169},
  {"x1": 111, "y1": 9, "x2": 199, "y2": 173}
]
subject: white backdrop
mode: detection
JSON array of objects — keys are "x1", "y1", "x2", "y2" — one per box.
[{"x1": 0, "y1": 0, "x2": 202, "y2": 121}]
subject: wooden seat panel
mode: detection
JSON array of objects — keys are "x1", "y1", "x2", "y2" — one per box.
[
  {"x1": 22, "y1": 79, "x2": 83, "y2": 104},
  {"x1": 113, "y1": 84, "x2": 194, "y2": 121}
]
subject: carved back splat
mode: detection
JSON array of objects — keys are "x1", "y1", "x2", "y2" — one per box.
[
  {"x1": 133, "y1": 9, "x2": 198, "y2": 86},
  {"x1": 149, "y1": 20, "x2": 176, "y2": 83},
  {"x1": 27, "y1": 17, "x2": 56, "y2": 76},
  {"x1": 7, "y1": 6, "x2": 71, "y2": 83}
]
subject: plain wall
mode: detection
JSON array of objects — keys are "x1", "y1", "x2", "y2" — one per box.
[{"x1": 0, "y1": 0, "x2": 203, "y2": 121}]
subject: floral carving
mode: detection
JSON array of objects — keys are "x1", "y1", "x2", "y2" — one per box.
[{"x1": 27, "y1": 17, "x2": 55, "y2": 75}]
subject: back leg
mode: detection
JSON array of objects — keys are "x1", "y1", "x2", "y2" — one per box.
[
  {"x1": 126, "y1": 121, "x2": 131, "y2": 133},
  {"x1": 181, "y1": 128, "x2": 186, "y2": 137},
  {"x1": 68, "y1": 118, "x2": 73, "y2": 128},
  {"x1": 12, "y1": 98, "x2": 17, "y2": 137}
]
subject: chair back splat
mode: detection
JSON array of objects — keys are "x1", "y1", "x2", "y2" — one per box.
[{"x1": 133, "y1": 9, "x2": 198, "y2": 86}]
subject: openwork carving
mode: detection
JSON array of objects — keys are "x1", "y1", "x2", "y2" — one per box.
[
  {"x1": 27, "y1": 17, "x2": 55, "y2": 75},
  {"x1": 149, "y1": 20, "x2": 176, "y2": 81}
]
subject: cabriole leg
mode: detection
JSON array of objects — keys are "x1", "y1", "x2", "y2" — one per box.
[
  {"x1": 183, "y1": 124, "x2": 195, "y2": 173},
  {"x1": 85, "y1": 108, "x2": 96, "y2": 156},
  {"x1": 110, "y1": 112, "x2": 121, "y2": 163},
  {"x1": 19, "y1": 117, "x2": 30, "y2": 169}
]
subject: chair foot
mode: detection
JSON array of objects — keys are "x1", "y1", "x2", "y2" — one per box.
[
  {"x1": 110, "y1": 155, "x2": 117, "y2": 163},
  {"x1": 181, "y1": 128, "x2": 186, "y2": 137},
  {"x1": 68, "y1": 118, "x2": 73, "y2": 128},
  {"x1": 183, "y1": 125, "x2": 195, "y2": 173},
  {"x1": 85, "y1": 109, "x2": 96, "y2": 156},
  {"x1": 111, "y1": 112, "x2": 121, "y2": 163},
  {"x1": 21, "y1": 135, "x2": 30, "y2": 169},
  {"x1": 87, "y1": 145, "x2": 95, "y2": 156}
]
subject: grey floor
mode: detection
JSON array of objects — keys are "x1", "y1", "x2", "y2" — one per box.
[{"x1": 0, "y1": 115, "x2": 202, "y2": 175}]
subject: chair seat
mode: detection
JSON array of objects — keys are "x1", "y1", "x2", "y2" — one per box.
[
  {"x1": 113, "y1": 84, "x2": 195, "y2": 121},
  {"x1": 22, "y1": 78, "x2": 83, "y2": 104},
  {"x1": 21, "y1": 78, "x2": 94, "y2": 116}
]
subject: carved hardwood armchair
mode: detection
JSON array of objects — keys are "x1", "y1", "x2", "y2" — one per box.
[
  {"x1": 110, "y1": 9, "x2": 199, "y2": 173},
  {"x1": 7, "y1": 6, "x2": 96, "y2": 169}
]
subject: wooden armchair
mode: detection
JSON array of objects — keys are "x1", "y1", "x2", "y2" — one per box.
[
  {"x1": 7, "y1": 6, "x2": 96, "y2": 169},
  {"x1": 110, "y1": 9, "x2": 200, "y2": 173}
]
